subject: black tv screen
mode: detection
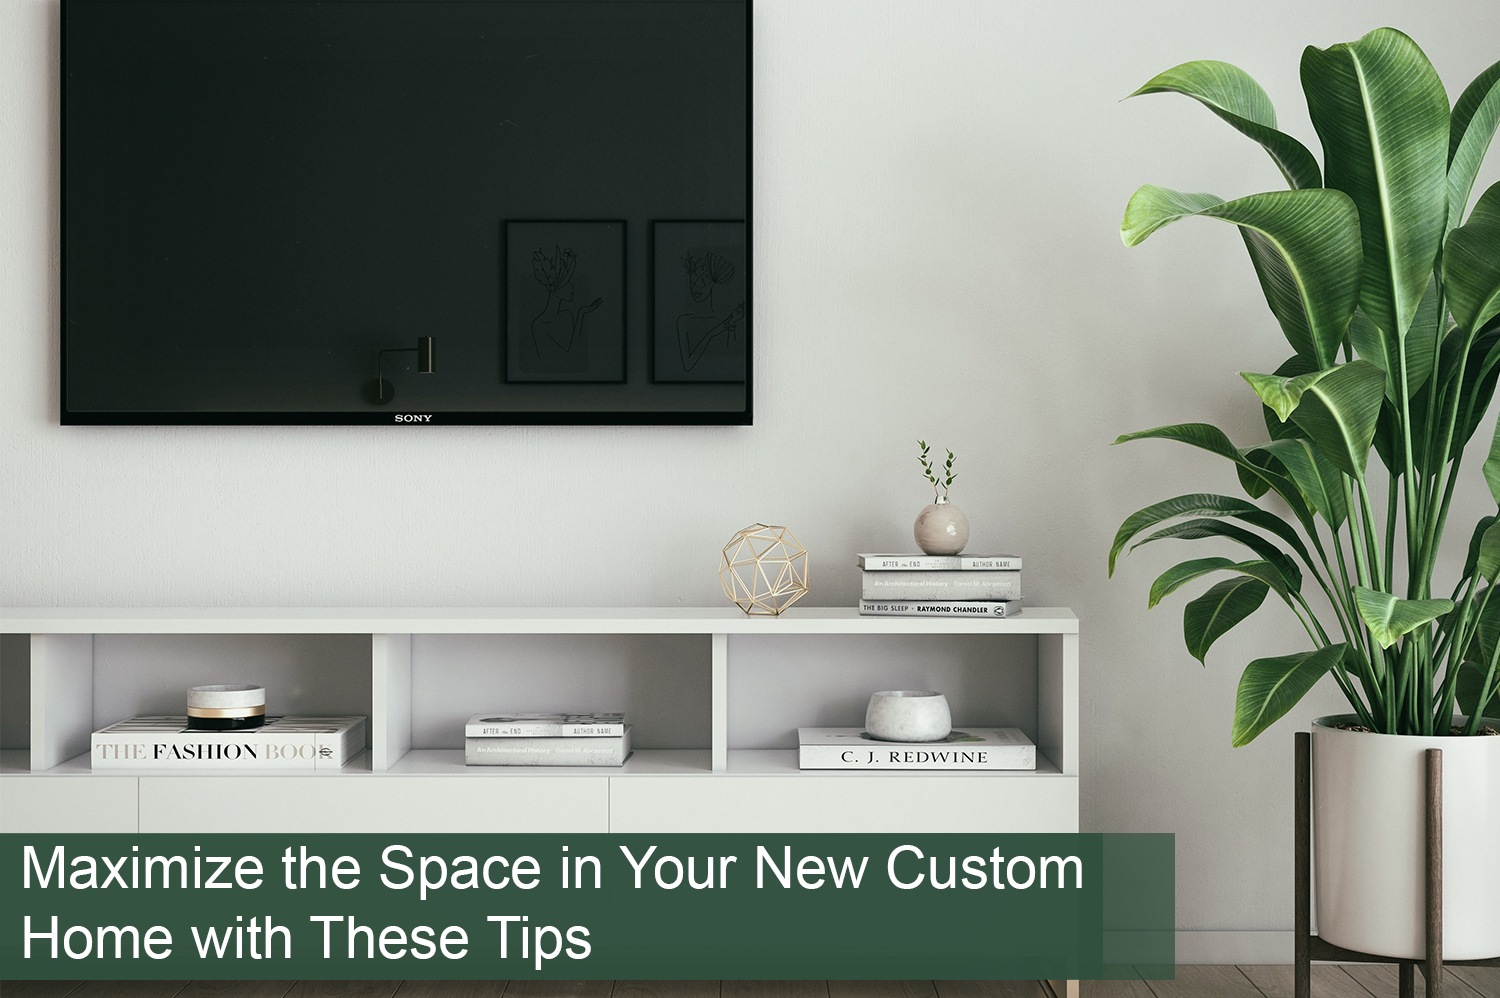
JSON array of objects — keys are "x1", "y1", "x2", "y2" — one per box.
[{"x1": 63, "y1": 0, "x2": 751, "y2": 424}]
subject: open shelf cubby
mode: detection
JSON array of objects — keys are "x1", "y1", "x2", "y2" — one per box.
[{"x1": 0, "y1": 607, "x2": 1078, "y2": 835}]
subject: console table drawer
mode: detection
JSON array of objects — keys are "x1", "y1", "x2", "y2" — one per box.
[
  {"x1": 609, "y1": 774, "x2": 1079, "y2": 833},
  {"x1": 0, "y1": 775, "x2": 139, "y2": 833},
  {"x1": 139, "y1": 775, "x2": 610, "y2": 833}
]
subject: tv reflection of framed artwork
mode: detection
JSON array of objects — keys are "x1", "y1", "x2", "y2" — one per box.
[
  {"x1": 652, "y1": 221, "x2": 748, "y2": 383},
  {"x1": 504, "y1": 220, "x2": 626, "y2": 384}
]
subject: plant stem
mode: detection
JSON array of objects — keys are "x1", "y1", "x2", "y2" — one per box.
[
  {"x1": 1437, "y1": 581, "x2": 1490, "y2": 729},
  {"x1": 1344, "y1": 477, "x2": 1373, "y2": 590},
  {"x1": 1417, "y1": 328, "x2": 1474, "y2": 598},
  {"x1": 1420, "y1": 317, "x2": 1444, "y2": 533},
  {"x1": 1420, "y1": 388, "x2": 1484, "y2": 607},
  {"x1": 1340, "y1": 476, "x2": 1388, "y2": 724},
  {"x1": 1431, "y1": 573, "x2": 1475, "y2": 668},
  {"x1": 1385, "y1": 472, "x2": 1398, "y2": 589},
  {"x1": 1356, "y1": 473, "x2": 1407, "y2": 729},
  {"x1": 1325, "y1": 507, "x2": 1382, "y2": 713},
  {"x1": 1394, "y1": 312, "x2": 1424, "y2": 598},
  {"x1": 1395, "y1": 641, "x2": 1418, "y2": 734},
  {"x1": 1356, "y1": 478, "x2": 1387, "y2": 596}
]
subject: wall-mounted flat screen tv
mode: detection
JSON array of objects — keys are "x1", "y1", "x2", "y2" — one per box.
[{"x1": 63, "y1": 0, "x2": 751, "y2": 424}]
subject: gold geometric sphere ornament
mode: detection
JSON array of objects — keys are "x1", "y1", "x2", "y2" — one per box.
[{"x1": 719, "y1": 523, "x2": 810, "y2": 615}]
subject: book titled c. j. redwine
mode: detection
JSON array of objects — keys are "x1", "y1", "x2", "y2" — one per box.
[{"x1": 797, "y1": 727, "x2": 1035, "y2": 770}]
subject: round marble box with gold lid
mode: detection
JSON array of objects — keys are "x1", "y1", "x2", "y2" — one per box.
[{"x1": 186, "y1": 684, "x2": 266, "y2": 731}]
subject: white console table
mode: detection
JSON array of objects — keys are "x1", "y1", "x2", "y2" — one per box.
[{"x1": 0, "y1": 607, "x2": 1079, "y2": 836}]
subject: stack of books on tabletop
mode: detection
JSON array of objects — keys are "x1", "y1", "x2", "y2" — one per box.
[
  {"x1": 465, "y1": 712, "x2": 632, "y2": 767},
  {"x1": 856, "y1": 552, "x2": 1023, "y2": 617}
]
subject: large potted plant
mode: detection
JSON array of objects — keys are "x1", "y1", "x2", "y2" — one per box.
[{"x1": 1109, "y1": 29, "x2": 1500, "y2": 959}]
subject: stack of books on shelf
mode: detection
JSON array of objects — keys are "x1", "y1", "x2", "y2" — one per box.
[
  {"x1": 464, "y1": 713, "x2": 632, "y2": 767},
  {"x1": 798, "y1": 727, "x2": 1036, "y2": 770},
  {"x1": 91, "y1": 716, "x2": 367, "y2": 770},
  {"x1": 856, "y1": 552, "x2": 1023, "y2": 617}
]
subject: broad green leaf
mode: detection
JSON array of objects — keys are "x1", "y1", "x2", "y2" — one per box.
[
  {"x1": 1112, "y1": 423, "x2": 1315, "y2": 527},
  {"x1": 1151, "y1": 558, "x2": 1291, "y2": 610},
  {"x1": 1223, "y1": 507, "x2": 1315, "y2": 578},
  {"x1": 1287, "y1": 360, "x2": 1387, "y2": 478},
  {"x1": 1261, "y1": 355, "x2": 1317, "y2": 441},
  {"x1": 1463, "y1": 586, "x2": 1500, "y2": 669},
  {"x1": 1353, "y1": 587, "x2": 1455, "y2": 648},
  {"x1": 1404, "y1": 279, "x2": 1444, "y2": 398},
  {"x1": 1413, "y1": 325, "x2": 1500, "y2": 470},
  {"x1": 1371, "y1": 397, "x2": 1402, "y2": 476},
  {"x1": 1223, "y1": 559, "x2": 1294, "y2": 600},
  {"x1": 1232, "y1": 644, "x2": 1347, "y2": 746},
  {"x1": 1109, "y1": 491, "x2": 1311, "y2": 586},
  {"x1": 1343, "y1": 306, "x2": 1488, "y2": 477},
  {"x1": 1149, "y1": 557, "x2": 1237, "y2": 608},
  {"x1": 1185, "y1": 576, "x2": 1269, "y2": 664},
  {"x1": 1118, "y1": 60, "x2": 1335, "y2": 363},
  {"x1": 1240, "y1": 230, "x2": 1319, "y2": 366},
  {"x1": 1110, "y1": 493, "x2": 1261, "y2": 576},
  {"x1": 1465, "y1": 515, "x2": 1498, "y2": 579},
  {"x1": 1348, "y1": 281, "x2": 1441, "y2": 401},
  {"x1": 1129, "y1": 496, "x2": 1314, "y2": 580},
  {"x1": 1486, "y1": 416, "x2": 1500, "y2": 505},
  {"x1": 1302, "y1": 28, "x2": 1450, "y2": 340},
  {"x1": 1122, "y1": 187, "x2": 1360, "y2": 367},
  {"x1": 1455, "y1": 661, "x2": 1500, "y2": 722},
  {"x1": 1121, "y1": 186, "x2": 1225, "y2": 244},
  {"x1": 1451, "y1": 326, "x2": 1500, "y2": 459},
  {"x1": 1135, "y1": 517, "x2": 1303, "y2": 592},
  {"x1": 1256, "y1": 437, "x2": 1349, "y2": 528},
  {"x1": 1127, "y1": 60, "x2": 1322, "y2": 189},
  {"x1": 1236, "y1": 444, "x2": 1276, "y2": 499},
  {"x1": 1241, "y1": 368, "x2": 1329, "y2": 422},
  {"x1": 1443, "y1": 182, "x2": 1500, "y2": 334},
  {"x1": 1448, "y1": 59, "x2": 1500, "y2": 228},
  {"x1": 1477, "y1": 522, "x2": 1500, "y2": 582}
]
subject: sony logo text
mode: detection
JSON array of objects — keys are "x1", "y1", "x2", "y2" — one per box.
[{"x1": 395, "y1": 414, "x2": 433, "y2": 423}]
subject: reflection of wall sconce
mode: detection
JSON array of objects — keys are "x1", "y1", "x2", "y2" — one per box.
[{"x1": 369, "y1": 336, "x2": 436, "y2": 404}]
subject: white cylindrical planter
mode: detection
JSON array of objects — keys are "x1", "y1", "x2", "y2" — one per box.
[{"x1": 1312, "y1": 715, "x2": 1500, "y2": 960}]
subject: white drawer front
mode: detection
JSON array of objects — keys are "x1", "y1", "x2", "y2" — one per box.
[
  {"x1": 609, "y1": 775, "x2": 1079, "y2": 833},
  {"x1": 0, "y1": 776, "x2": 140, "y2": 833},
  {"x1": 139, "y1": 776, "x2": 610, "y2": 833}
]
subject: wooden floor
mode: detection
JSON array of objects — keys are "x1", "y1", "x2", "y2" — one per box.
[
  {"x1": 1086, "y1": 966, "x2": 1500, "y2": 998},
  {"x1": 0, "y1": 971, "x2": 1495, "y2": 998}
]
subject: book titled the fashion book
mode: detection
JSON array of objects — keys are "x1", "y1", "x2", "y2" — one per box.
[
  {"x1": 465, "y1": 712, "x2": 625, "y2": 738},
  {"x1": 856, "y1": 553, "x2": 1022, "y2": 571},
  {"x1": 797, "y1": 727, "x2": 1035, "y2": 770},
  {"x1": 861, "y1": 570, "x2": 1021, "y2": 602},
  {"x1": 859, "y1": 598, "x2": 1023, "y2": 617},
  {"x1": 91, "y1": 715, "x2": 366, "y2": 771},
  {"x1": 465, "y1": 727, "x2": 633, "y2": 767}
]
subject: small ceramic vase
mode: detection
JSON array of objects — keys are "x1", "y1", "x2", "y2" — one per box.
[
  {"x1": 914, "y1": 497, "x2": 969, "y2": 555},
  {"x1": 866, "y1": 690, "x2": 952, "y2": 742}
]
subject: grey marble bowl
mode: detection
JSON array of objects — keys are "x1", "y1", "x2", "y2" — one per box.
[{"x1": 865, "y1": 690, "x2": 952, "y2": 742}]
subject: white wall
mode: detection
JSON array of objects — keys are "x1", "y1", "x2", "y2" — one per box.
[{"x1": 3, "y1": 0, "x2": 1497, "y2": 956}]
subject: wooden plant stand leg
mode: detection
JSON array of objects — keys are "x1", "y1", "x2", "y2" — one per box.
[
  {"x1": 1296, "y1": 731, "x2": 1311, "y2": 998},
  {"x1": 1425, "y1": 748, "x2": 1442, "y2": 998}
]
